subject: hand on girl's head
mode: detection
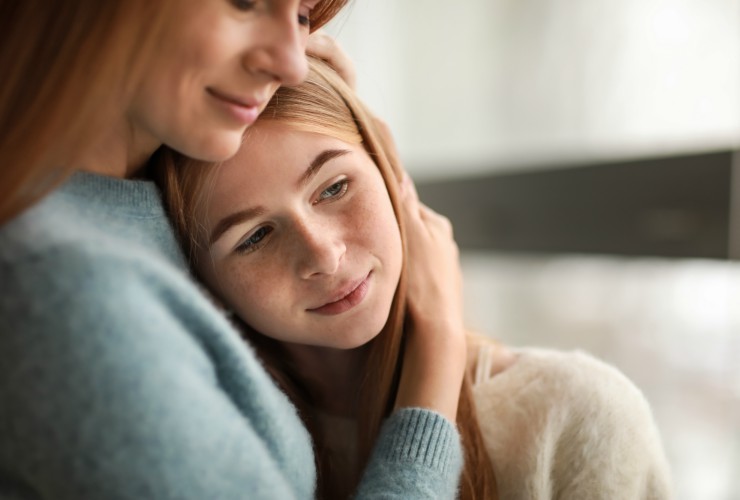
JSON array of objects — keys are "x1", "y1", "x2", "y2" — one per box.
[
  {"x1": 398, "y1": 172, "x2": 417, "y2": 202},
  {"x1": 399, "y1": 171, "x2": 464, "y2": 343},
  {"x1": 306, "y1": 31, "x2": 356, "y2": 90}
]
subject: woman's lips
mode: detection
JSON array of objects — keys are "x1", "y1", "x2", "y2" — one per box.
[
  {"x1": 308, "y1": 272, "x2": 372, "y2": 316},
  {"x1": 207, "y1": 88, "x2": 261, "y2": 126}
]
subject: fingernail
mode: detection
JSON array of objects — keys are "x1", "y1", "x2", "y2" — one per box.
[{"x1": 400, "y1": 173, "x2": 410, "y2": 196}]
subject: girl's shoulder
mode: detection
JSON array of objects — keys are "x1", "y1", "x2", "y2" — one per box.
[
  {"x1": 465, "y1": 331, "x2": 519, "y2": 385},
  {"x1": 470, "y1": 339, "x2": 653, "y2": 420},
  {"x1": 468, "y1": 332, "x2": 645, "y2": 402},
  {"x1": 468, "y1": 337, "x2": 673, "y2": 499}
]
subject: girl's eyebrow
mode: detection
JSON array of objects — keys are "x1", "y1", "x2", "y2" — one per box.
[
  {"x1": 210, "y1": 149, "x2": 351, "y2": 247},
  {"x1": 209, "y1": 206, "x2": 266, "y2": 246},
  {"x1": 298, "y1": 148, "x2": 351, "y2": 187}
]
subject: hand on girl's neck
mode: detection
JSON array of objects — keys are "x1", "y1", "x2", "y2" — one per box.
[{"x1": 282, "y1": 343, "x2": 369, "y2": 418}]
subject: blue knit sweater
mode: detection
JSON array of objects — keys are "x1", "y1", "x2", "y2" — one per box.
[{"x1": 0, "y1": 172, "x2": 462, "y2": 500}]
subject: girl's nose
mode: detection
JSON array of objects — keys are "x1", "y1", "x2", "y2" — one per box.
[{"x1": 293, "y1": 220, "x2": 346, "y2": 279}]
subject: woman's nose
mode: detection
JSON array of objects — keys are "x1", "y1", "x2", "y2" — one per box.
[{"x1": 242, "y1": 10, "x2": 309, "y2": 86}]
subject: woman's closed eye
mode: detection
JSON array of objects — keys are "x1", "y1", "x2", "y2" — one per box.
[
  {"x1": 298, "y1": 0, "x2": 314, "y2": 27},
  {"x1": 235, "y1": 225, "x2": 273, "y2": 255},
  {"x1": 230, "y1": 0, "x2": 309, "y2": 26},
  {"x1": 230, "y1": 0, "x2": 257, "y2": 12},
  {"x1": 315, "y1": 179, "x2": 349, "y2": 203}
]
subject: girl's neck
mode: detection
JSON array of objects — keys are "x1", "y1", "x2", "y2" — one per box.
[
  {"x1": 282, "y1": 343, "x2": 370, "y2": 418},
  {"x1": 78, "y1": 117, "x2": 161, "y2": 179}
]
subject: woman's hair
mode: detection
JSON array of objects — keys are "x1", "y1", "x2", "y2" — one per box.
[
  {"x1": 0, "y1": 0, "x2": 172, "y2": 224},
  {"x1": 0, "y1": 0, "x2": 347, "y2": 225},
  {"x1": 156, "y1": 57, "x2": 497, "y2": 499}
]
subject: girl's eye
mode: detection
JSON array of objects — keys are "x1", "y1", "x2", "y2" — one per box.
[
  {"x1": 316, "y1": 179, "x2": 349, "y2": 202},
  {"x1": 231, "y1": 0, "x2": 257, "y2": 12},
  {"x1": 235, "y1": 226, "x2": 273, "y2": 255}
]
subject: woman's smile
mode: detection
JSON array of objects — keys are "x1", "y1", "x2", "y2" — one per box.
[{"x1": 206, "y1": 88, "x2": 264, "y2": 126}]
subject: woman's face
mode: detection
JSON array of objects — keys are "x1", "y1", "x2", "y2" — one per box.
[
  {"x1": 128, "y1": 0, "x2": 319, "y2": 162},
  {"x1": 197, "y1": 121, "x2": 403, "y2": 349}
]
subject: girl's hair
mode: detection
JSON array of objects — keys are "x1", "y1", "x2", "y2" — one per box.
[
  {"x1": 156, "y1": 57, "x2": 497, "y2": 499},
  {"x1": 0, "y1": 0, "x2": 347, "y2": 225}
]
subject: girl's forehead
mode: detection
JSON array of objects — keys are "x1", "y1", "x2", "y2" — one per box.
[{"x1": 244, "y1": 120, "x2": 352, "y2": 152}]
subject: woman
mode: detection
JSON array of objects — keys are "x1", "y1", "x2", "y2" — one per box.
[
  {"x1": 0, "y1": 2, "x2": 468, "y2": 499},
  {"x1": 159, "y1": 57, "x2": 674, "y2": 499}
]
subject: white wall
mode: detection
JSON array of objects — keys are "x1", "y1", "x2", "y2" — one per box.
[{"x1": 325, "y1": 0, "x2": 740, "y2": 180}]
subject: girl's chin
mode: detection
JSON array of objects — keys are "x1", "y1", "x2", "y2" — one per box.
[{"x1": 332, "y1": 328, "x2": 384, "y2": 351}]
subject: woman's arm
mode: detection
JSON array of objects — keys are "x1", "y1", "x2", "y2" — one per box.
[
  {"x1": 0, "y1": 249, "x2": 315, "y2": 500},
  {"x1": 393, "y1": 173, "x2": 468, "y2": 422}
]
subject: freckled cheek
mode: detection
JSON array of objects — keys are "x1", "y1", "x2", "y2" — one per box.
[
  {"x1": 362, "y1": 191, "x2": 403, "y2": 276},
  {"x1": 352, "y1": 189, "x2": 399, "y2": 240},
  {"x1": 221, "y1": 263, "x2": 294, "y2": 320}
]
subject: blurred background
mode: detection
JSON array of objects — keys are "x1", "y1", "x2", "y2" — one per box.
[{"x1": 326, "y1": 1, "x2": 740, "y2": 498}]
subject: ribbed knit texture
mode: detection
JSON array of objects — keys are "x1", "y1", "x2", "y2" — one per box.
[
  {"x1": 355, "y1": 408, "x2": 463, "y2": 499},
  {"x1": 375, "y1": 408, "x2": 458, "y2": 471},
  {"x1": 0, "y1": 172, "x2": 463, "y2": 500}
]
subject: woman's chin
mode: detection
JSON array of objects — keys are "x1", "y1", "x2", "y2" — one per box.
[{"x1": 176, "y1": 131, "x2": 245, "y2": 163}]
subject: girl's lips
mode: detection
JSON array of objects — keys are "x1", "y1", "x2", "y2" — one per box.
[
  {"x1": 207, "y1": 88, "x2": 261, "y2": 126},
  {"x1": 308, "y1": 272, "x2": 372, "y2": 316}
]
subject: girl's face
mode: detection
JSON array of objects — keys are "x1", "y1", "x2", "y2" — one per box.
[
  {"x1": 197, "y1": 121, "x2": 403, "y2": 349},
  {"x1": 128, "y1": 0, "x2": 319, "y2": 162}
]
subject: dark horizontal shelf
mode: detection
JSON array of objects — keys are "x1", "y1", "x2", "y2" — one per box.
[{"x1": 415, "y1": 150, "x2": 735, "y2": 259}]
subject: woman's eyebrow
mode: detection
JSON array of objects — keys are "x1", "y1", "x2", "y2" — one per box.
[
  {"x1": 209, "y1": 206, "x2": 265, "y2": 246},
  {"x1": 298, "y1": 149, "x2": 351, "y2": 187}
]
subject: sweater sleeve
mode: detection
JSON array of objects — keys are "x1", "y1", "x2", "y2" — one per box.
[
  {"x1": 0, "y1": 249, "x2": 313, "y2": 500},
  {"x1": 354, "y1": 408, "x2": 463, "y2": 499}
]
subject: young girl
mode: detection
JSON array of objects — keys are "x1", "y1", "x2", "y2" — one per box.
[
  {"x1": 158, "y1": 57, "x2": 673, "y2": 499},
  {"x1": 1, "y1": 2, "x2": 470, "y2": 498}
]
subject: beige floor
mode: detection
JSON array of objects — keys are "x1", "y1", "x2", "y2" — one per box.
[{"x1": 461, "y1": 252, "x2": 740, "y2": 500}]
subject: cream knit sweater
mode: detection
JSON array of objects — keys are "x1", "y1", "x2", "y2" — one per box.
[
  {"x1": 316, "y1": 342, "x2": 673, "y2": 499},
  {"x1": 472, "y1": 344, "x2": 673, "y2": 499}
]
